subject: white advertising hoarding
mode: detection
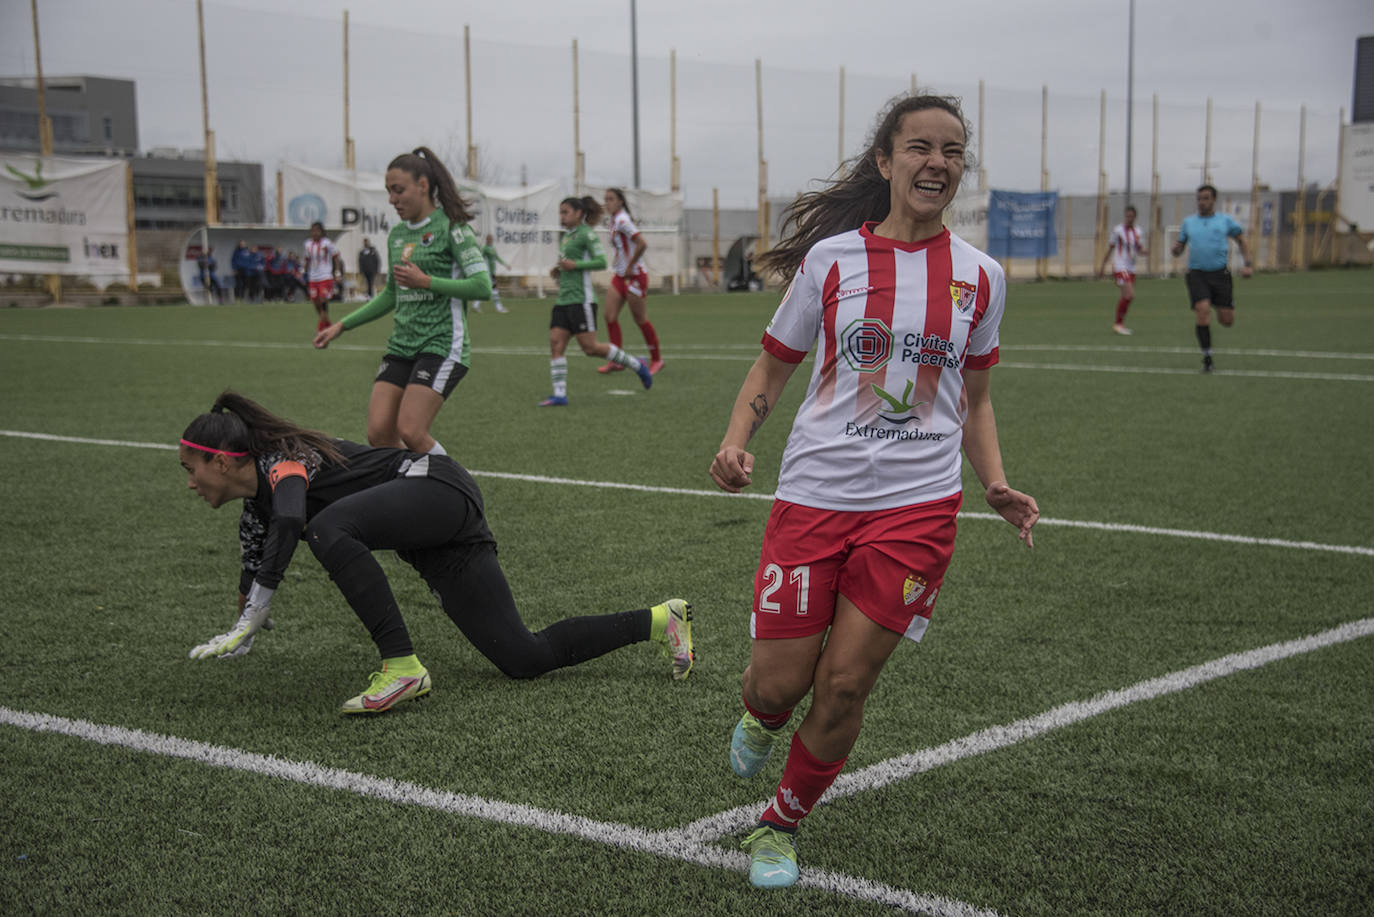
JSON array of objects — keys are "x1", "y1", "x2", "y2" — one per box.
[{"x1": 0, "y1": 153, "x2": 129, "y2": 282}]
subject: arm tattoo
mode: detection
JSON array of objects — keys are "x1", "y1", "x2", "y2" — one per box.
[{"x1": 747, "y1": 393, "x2": 770, "y2": 438}]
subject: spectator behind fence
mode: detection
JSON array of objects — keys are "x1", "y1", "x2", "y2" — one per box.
[
  {"x1": 197, "y1": 247, "x2": 224, "y2": 304},
  {"x1": 231, "y1": 240, "x2": 252, "y2": 301},
  {"x1": 358, "y1": 237, "x2": 380, "y2": 298}
]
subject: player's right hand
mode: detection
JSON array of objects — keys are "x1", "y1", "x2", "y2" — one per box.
[{"x1": 313, "y1": 322, "x2": 342, "y2": 349}]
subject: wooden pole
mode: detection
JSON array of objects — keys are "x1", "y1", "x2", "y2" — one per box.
[
  {"x1": 1150, "y1": 93, "x2": 1161, "y2": 275},
  {"x1": 465, "y1": 25, "x2": 476, "y2": 180},
  {"x1": 756, "y1": 58, "x2": 769, "y2": 260},
  {"x1": 197, "y1": 0, "x2": 218, "y2": 226},
  {"x1": 1249, "y1": 102, "x2": 1261, "y2": 264},
  {"x1": 1038, "y1": 85, "x2": 1048, "y2": 280},
  {"x1": 977, "y1": 79, "x2": 987, "y2": 192},
  {"x1": 837, "y1": 66, "x2": 845, "y2": 172},
  {"x1": 1095, "y1": 89, "x2": 1108, "y2": 274},
  {"x1": 670, "y1": 49, "x2": 680, "y2": 192},
  {"x1": 1294, "y1": 104, "x2": 1307, "y2": 269},
  {"x1": 125, "y1": 163, "x2": 138, "y2": 293},
  {"x1": 712, "y1": 187, "x2": 720, "y2": 287},
  {"x1": 1064, "y1": 199, "x2": 1072, "y2": 276},
  {"x1": 30, "y1": 0, "x2": 59, "y2": 302},
  {"x1": 1204, "y1": 97, "x2": 1213, "y2": 185},
  {"x1": 572, "y1": 39, "x2": 582, "y2": 193},
  {"x1": 343, "y1": 10, "x2": 354, "y2": 169}
]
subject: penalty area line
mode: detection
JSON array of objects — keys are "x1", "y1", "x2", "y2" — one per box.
[
  {"x1": 0, "y1": 706, "x2": 997, "y2": 917},
  {"x1": 679, "y1": 616, "x2": 1374, "y2": 843}
]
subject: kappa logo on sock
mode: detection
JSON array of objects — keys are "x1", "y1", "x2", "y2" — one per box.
[{"x1": 780, "y1": 787, "x2": 807, "y2": 815}]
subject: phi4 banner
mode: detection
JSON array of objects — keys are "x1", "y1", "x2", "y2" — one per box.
[
  {"x1": 0, "y1": 154, "x2": 130, "y2": 280},
  {"x1": 280, "y1": 163, "x2": 684, "y2": 283}
]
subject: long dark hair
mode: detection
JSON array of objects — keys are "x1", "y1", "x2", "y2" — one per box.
[
  {"x1": 561, "y1": 195, "x2": 604, "y2": 226},
  {"x1": 388, "y1": 146, "x2": 475, "y2": 224},
  {"x1": 757, "y1": 92, "x2": 974, "y2": 281},
  {"x1": 605, "y1": 187, "x2": 632, "y2": 219},
  {"x1": 181, "y1": 390, "x2": 346, "y2": 466}
]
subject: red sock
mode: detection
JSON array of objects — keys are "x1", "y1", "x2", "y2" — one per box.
[
  {"x1": 1115, "y1": 296, "x2": 1131, "y2": 324},
  {"x1": 638, "y1": 320, "x2": 661, "y2": 361},
  {"x1": 607, "y1": 320, "x2": 623, "y2": 349},
  {"x1": 743, "y1": 690, "x2": 792, "y2": 730},
  {"x1": 760, "y1": 732, "x2": 847, "y2": 830}
]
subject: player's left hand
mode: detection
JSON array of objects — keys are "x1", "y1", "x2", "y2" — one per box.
[
  {"x1": 985, "y1": 481, "x2": 1039, "y2": 548},
  {"x1": 1240, "y1": 264, "x2": 1253, "y2": 278}
]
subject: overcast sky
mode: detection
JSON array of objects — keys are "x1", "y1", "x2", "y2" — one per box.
[{"x1": 4, "y1": 0, "x2": 1371, "y2": 207}]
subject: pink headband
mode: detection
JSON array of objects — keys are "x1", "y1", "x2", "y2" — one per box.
[{"x1": 179, "y1": 438, "x2": 248, "y2": 457}]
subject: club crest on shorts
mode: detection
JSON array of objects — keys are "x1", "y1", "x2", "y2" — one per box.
[
  {"x1": 950, "y1": 280, "x2": 977, "y2": 314},
  {"x1": 902, "y1": 573, "x2": 928, "y2": 606}
]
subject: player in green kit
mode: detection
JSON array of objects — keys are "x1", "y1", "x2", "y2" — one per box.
[
  {"x1": 314, "y1": 147, "x2": 489, "y2": 456},
  {"x1": 539, "y1": 195, "x2": 652, "y2": 406},
  {"x1": 475, "y1": 234, "x2": 508, "y2": 313}
]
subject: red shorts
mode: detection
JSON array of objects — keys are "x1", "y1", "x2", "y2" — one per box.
[
  {"x1": 1113, "y1": 271, "x2": 1136, "y2": 287},
  {"x1": 611, "y1": 269, "x2": 648, "y2": 299},
  {"x1": 750, "y1": 493, "x2": 961, "y2": 643},
  {"x1": 308, "y1": 279, "x2": 334, "y2": 303}
]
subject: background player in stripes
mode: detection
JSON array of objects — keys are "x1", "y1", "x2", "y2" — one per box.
[
  {"x1": 313, "y1": 147, "x2": 488, "y2": 456},
  {"x1": 598, "y1": 187, "x2": 664, "y2": 375},
  {"x1": 709, "y1": 92, "x2": 1039, "y2": 890},
  {"x1": 180, "y1": 391, "x2": 695, "y2": 714},
  {"x1": 539, "y1": 195, "x2": 652, "y2": 406},
  {"x1": 303, "y1": 221, "x2": 343, "y2": 332},
  {"x1": 1096, "y1": 204, "x2": 1147, "y2": 335}
]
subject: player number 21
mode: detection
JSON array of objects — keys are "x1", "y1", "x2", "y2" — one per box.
[{"x1": 759, "y1": 563, "x2": 810, "y2": 615}]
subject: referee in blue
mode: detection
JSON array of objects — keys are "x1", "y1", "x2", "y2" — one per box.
[{"x1": 1171, "y1": 184, "x2": 1252, "y2": 373}]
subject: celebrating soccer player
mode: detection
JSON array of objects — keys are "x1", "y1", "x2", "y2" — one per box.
[{"x1": 708, "y1": 92, "x2": 1039, "y2": 889}]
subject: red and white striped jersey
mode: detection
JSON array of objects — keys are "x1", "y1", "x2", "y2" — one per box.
[
  {"x1": 304, "y1": 237, "x2": 339, "y2": 283},
  {"x1": 608, "y1": 210, "x2": 644, "y2": 277},
  {"x1": 762, "y1": 224, "x2": 1005, "y2": 511},
  {"x1": 1109, "y1": 223, "x2": 1143, "y2": 274}
]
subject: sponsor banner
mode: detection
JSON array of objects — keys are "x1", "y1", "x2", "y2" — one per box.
[
  {"x1": 1338, "y1": 122, "x2": 1374, "y2": 232},
  {"x1": 986, "y1": 190, "x2": 1058, "y2": 259},
  {"x1": 944, "y1": 189, "x2": 988, "y2": 251},
  {"x1": 280, "y1": 163, "x2": 683, "y2": 283},
  {"x1": 0, "y1": 153, "x2": 130, "y2": 280}
]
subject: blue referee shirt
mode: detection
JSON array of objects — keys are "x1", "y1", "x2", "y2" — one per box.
[{"x1": 1178, "y1": 213, "x2": 1243, "y2": 271}]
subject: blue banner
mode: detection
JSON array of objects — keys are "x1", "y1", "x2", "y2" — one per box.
[{"x1": 986, "y1": 190, "x2": 1058, "y2": 259}]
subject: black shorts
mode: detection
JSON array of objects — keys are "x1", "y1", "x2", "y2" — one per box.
[
  {"x1": 1185, "y1": 269, "x2": 1234, "y2": 309},
  {"x1": 550, "y1": 302, "x2": 598, "y2": 335},
  {"x1": 374, "y1": 352, "x2": 469, "y2": 398}
]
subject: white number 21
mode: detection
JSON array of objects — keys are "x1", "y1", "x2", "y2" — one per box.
[{"x1": 759, "y1": 563, "x2": 810, "y2": 615}]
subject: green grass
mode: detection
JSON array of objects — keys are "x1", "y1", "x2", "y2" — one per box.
[{"x1": 1, "y1": 271, "x2": 1372, "y2": 915}]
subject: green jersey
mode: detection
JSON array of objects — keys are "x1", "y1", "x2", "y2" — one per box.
[
  {"x1": 481, "y1": 243, "x2": 507, "y2": 277},
  {"x1": 556, "y1": 223, "x2": 606, "y2": 305},
  {"x1": 340, "y1": 210, "x2": 490, "y2": 362}
]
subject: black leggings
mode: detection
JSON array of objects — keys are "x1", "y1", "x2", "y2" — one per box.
[{"x1": 304, "y1": 478, "x2": 649, "y2": 677}]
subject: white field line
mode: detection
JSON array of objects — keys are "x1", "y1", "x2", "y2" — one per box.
[
  {"x1": 0, "y1": 705, "x2": 997, "y2": 917},
  {"x1": 678, "y1": 616, "x2": 1374, "y2": 843},
  {"x1": 3, "y1": 429, "x2": 1372, "y2": 558},
  {"x1": 8, "y1": 334, "x2": 1374, "y2": 365},
  {"x1": 7, "y1": 616, "x2": 1371, "y2": 915}
]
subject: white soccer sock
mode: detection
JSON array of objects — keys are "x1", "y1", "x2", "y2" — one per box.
[
  {"x1": 606, "y1": 343, "x2": 642, "y2": 371},
  {"x1": 551, "y1": 356, "x2": 568, "y2": 397},
  {"x1": 427, "y1": 441, "x2": 447, "y2": 456}
]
